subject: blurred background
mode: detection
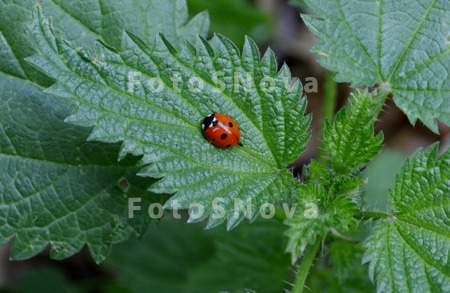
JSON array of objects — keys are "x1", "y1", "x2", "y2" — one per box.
[{"x1": 1, "y1": 0, "x2": 448, "y2": 292}]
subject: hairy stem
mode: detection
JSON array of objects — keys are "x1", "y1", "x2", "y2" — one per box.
[
  {"x1": 359, "y1": 210, "x2": 390, "y2": 221},
  {"x1": 322, "y1": 71, "x2": 338, "y2": 123},
  {"x1": 318, "y1": 71, "x2": 337, "y2": 164},
  {"x1": 292, "y1": 239, "x2": 321, "y2": 293}
]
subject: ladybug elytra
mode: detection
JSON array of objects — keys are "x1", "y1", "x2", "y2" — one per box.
[{"x1": 201, "y1": 113, "x2": 242, "y2": 148}]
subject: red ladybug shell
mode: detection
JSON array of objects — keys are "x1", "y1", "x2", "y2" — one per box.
[{"x1": 201, "y1": 113, "x2": 242, "y2": 148}]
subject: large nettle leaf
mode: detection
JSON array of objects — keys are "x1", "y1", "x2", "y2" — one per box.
[
  {"x1": 27, "y1": 8, "x2": 311, "y2": 229},
  {"x1": 303, "y1": 0, "x2": 450, "y2": 132},
  {"x1": 363, "y1": 144, "x2": 450, "y2": 292},
  {"x1": 0, "y1": 0, "x2": 209, "y2": 84},
  {"x1": 0, "y1": 73, "x2": 156, "y2": 263},
  {"x1": 0, "y1": 0, "x2": 200, "y2": 262}
]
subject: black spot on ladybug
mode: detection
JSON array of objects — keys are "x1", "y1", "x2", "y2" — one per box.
[
  {"x1": 221, "y1": 133, "x2": 227, "y2": 140},
  {"x1": 228, "y1": 122, "x2": 233, "y2": 127}
]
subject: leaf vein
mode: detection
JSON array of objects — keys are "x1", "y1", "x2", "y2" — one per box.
[
  {"x1": 395, "y1": 222, "x2": 450, "y2": 278},
  {"x1": 387, "y1": 0, "x2": 439, "y2": 81}
]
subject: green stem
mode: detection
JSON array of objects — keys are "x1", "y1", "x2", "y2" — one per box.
[
  {"x1": 318, "y1": 71, "x2": 337, "y2": 164},
  {"x1": 292, "y1": 239, "x2": 321, "y2": 293},
  {"x1": 322, "y1": 71, "x2": 338, "y2": 123},
  {"x1": 273, "y1": 206, "x2": 288, "y2": 222},
  {"x1": 359, "y1": 210, "x2": 389, "y2": 221}
]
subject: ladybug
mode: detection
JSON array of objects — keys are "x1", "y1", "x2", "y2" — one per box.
[{"x1": 201, "y1": 113, "x2": 243, "y2": 148}]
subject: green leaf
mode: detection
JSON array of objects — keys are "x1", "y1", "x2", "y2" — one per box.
[
  {"x1": 88, "y1": 0, "x2": 210, "y2": 49},
  {"x1": 286, "y1": 90, "x2": 382, "y2": 261},
  {"x1": 289, "y1": 0, "x2": 307, "y2": 9},
  {"x1": 27, "y1": 7, "x2": 311, "y2": 229},
  {"x1": 105, "y1": 218, "x2": 216, "y2": 292},
  {"x1": 185, "y1": 219, "x2": 290, "y2": 293},
  {"x1": 284, "y1": 182, "x2": 358, "y2": 261},
  {"x1": 16, "y1": 266, "x2": 77, "y2": 293},
  {"x1": 0, "y1": 73, "x2": 156, "y2": 263},
  {"x1": 323, "y1": 90, "x2": 384, "y2": 175},
  {"x1": 329, "y1": 241, "x2": 366, "y2": 285},
  {"x1": 106, "y1": 218, "x2": 290, "y2": 293},
  {"x1": 362, "y1": 149, "x2": 408, "y2": 212},
  {"x1": 307, "y1": 242, "x2": 374, "y2": 292},
  {"x1": 363, "y1": 143, "x2": 450, "y2": 292},
  {"x1": 303, "y1": 0, "x2": 450, "y2": 132},
  {"x1": 0, "y1": 0, "x2": 201, "y2": 262},
  {"x1": 0, "y1": 0, "x2": 209, "y2": 84},
  {"x1": 187, "y1": 0, "x2": 273, "y2": 47}
]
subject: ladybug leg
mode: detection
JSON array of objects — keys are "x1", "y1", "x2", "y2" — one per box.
[{"x1": 238, "y1": 141, "x2": 243, "y2": 147}]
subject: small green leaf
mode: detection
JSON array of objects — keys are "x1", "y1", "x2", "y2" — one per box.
[
  {"x1": 286, "y1": 90, "x2": 382, "y2": 261},
  {"x1": 362, "y1": 149, "x2": 408, "y2": 212},
  {"x1": 284, "y1": 182, "x2": 358, "y2": 261},
  {"x1": 307, "y1": 242, "x2": 374, "y2": 292},
  {"x1": 363, "y1": 143, "x2": 450, "y2": 292},
  {"x1": 330, "y1": 241, "x2": 364, "y2": 285},
  {"x1": 303, "y1": 0, "x2": 450, "y2": 132},
  {"x1": 0, "y1": 73, "x2": 155, "y2": 263},
  {"x1": 323, "y1": 90, "x2": 384, "y2": 175},
  {"x1": 27, "y1": 7, "x2": 311, "y2": 229}
]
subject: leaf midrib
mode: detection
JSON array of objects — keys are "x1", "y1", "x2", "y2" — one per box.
[
  {"x1": 154, "y1": 34, "x2": 277, "y2": 164},
  {"x1": 335, "y1": 0, "x2": 378, "y2": 73},
  {"x1": 385, "y1": 0, "x2": 439, "y2": 82}
]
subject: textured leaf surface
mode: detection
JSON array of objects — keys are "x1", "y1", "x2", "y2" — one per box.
[
  {"x1": 303, "y1": 0, "x2": 450, "y2": 132},
  {"x1": 285, "y1": 182, "x2": 358, "y2": 261},
  {"x1": 0, "y1": 0, "x2": 209, "y2": 84},
  {"x1": 28, "y1": 8, "x2": 311, "y2": 229},
  {"x1": 363, "y1": 144, "x2": 450, "y2": 292},
  {"x1": 0, "y1": 73, "x2": 155, "y2": 263},
  {"x1": 0, "y1": 0, "x2": 199, "y2": 262},
  {"x1": 286, "y1": 91, "x2": 383, "y2": 261},
  {"x1": 323, "y1": 90, "x2": 384, "y2": 174}
]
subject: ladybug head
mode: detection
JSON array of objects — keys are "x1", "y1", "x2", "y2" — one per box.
[{"x1": 201, "y1": 113, "x2": 217, "y2": 130}]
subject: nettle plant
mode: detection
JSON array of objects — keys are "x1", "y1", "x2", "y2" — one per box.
[{"x1": 0, "y1": 0, "x2": 449, "y2": 292}]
